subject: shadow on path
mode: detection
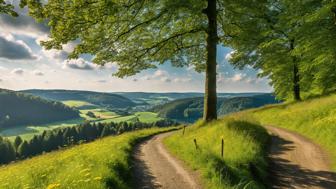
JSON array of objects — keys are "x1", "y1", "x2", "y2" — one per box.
[
  {"x1": 269, "y1": 135, "x2": 336, "y2": 189},
  {"x1": 131, "y1": 140, "x2": 162, "y2": 189}
]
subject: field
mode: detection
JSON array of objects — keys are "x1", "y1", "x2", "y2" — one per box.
[
  {"x1": 79, "y1": 109, "x2": 119, "y2": 121},
  {"x1": 97, "y1": 112, "x2": 162, "y2": 124},
  {"x1": 0, "y1": 127, "x2": 175, "y2": 189},
  {"x1": 0, "y1": 97, "x2": 163, "y2": 141},
  {"x1": 62, "y1": 100, "x2": 95, "y2": 108},
  {"x1": 164, "y1": 119, "x2": 269, "y2": 189},
  {"x1": 0, "y1": 118, "x2": 84, "y2": 141},
  {"x1": 235, "y1": 94, "x2": 336, "y2": 170}
]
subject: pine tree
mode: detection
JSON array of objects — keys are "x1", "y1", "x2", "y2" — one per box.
[
  {"x1": 18, "y1": 141, "x2": 29, "y2": 158},
  {"x1": 14, "y1": 136, "x2": 23, "y2": 152}
]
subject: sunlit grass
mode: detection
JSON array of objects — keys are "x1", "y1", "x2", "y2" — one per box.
[
  {"x1": 164, "y1": 119, "x2": 269, "y2": 189},
  {"x1": 0, "y1": 127, "x2": 174, "y2": 189},
  {"x1": 236, "y1": 94, "x2": 336, "y2": 170},
  {"x1": 0, "y1": 118, "x2": 84, "y2": 141},
  {"x1": 62, "y1": 100, "x2": 95, "y2": 108}
]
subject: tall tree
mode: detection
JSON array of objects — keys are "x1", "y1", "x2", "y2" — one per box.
[
  {"x1": 21, "y1": 0, "x2": 227, "y2": 122},
  {"x1": 221, "y1": 0, "x2": 306, "y2": 101}
]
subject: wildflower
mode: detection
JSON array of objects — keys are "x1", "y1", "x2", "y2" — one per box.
[
  {"x1": 93, "y1": 177, "x2": 102, "y2": 181},
  {"x1": 46, "y1": 183, "x2": 61, "y2": 189}
]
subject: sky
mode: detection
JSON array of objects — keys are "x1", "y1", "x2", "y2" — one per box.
[{"x1": 0, "y1": 2, "x2": 272, "y2": 93}]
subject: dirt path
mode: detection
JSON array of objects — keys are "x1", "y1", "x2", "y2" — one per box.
[
  {"x1": 267, "y1": 126, "x2": 336, "y2": 189},
  {"x1": 132, "y1": 132, "x2": 202, "y2": 189}
]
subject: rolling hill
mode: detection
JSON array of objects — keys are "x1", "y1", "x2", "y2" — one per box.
[
  {"x1": 164, "y1": 93, "x2": 336, "y2": 188},
  {"x1": 22, "y1": 89, "x2": 136, "y2": 109},
  {"x1": 153, "y1": 94, "x2": 279, "y2": 122},
  {"x1": 0, "y1": 89, "x2": 79, "y2": 129}
]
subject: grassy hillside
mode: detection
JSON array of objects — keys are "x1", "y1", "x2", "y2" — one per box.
[
  {"x1": 164, "y1": 120, "x2": 269, "y2": 189},
  {"x1": 22, "y1": 90, "x2": 135, "y2": 109},
  {"x1": 0, "y1": 89, "x2": 79, "y2": 130},
  {"x1": 0, "y1": 127, "x2": 174, "y2": 189},
  {"x1": 154, "y1": 94, "x2": 278, "y2": 123},
  {"x1": 164, "y1": 94, "x2": 336, "y2": 189},
  {"x1": 235, "y1": 94, "x2": 336, "y2": 170}
]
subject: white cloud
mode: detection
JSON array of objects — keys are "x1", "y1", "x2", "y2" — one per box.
[
  {"x1": 154, "y1": 70, "x2": 168, "y2": 77},
  {"x1": 11, "y1": 68, "x2": 24, "y2": 75},
  {"x1": 231, "y1": 73, "x2": 245, "y2": 82},
  {"x1": 33, "y1": 70, "x2": 44, "y2": 76},
  {"x1": 0, "y1": 10, "x2": 49, "y2": 38},
  {"x1": 0, "y1": 33, "x2": 37, "y2": 60},
  {"x1": 225, "y1": 50, "x2": 236, "y2": 61},
  {"x1": 62, "y1": 58, "x2": 99, "y2": 70},
  {"x1": 173, "y1": 78, "x2": 192, "y2": 83},
  {"x1": 160, "y1": 77, "x2": 171, "y2": 83},
  {"x1": 96, "y1": 79, "x2": 108, "y2": 83}
]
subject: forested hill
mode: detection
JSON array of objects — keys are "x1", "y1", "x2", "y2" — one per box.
[
  {"x1": 22, "y1": 89, "x2": 135, "y2": 109},
  {"x1": 153, "y1": 94, "x2": 279, "y2": 122},
  {"x1": 0, "y1": 89, "x2": 79, "y2": 129}
]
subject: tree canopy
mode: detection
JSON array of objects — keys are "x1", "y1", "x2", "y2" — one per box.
[
  {"x1": 0, "y1": 0, "x2": 18, "y2": 16},
  {"x1": 222, "y1": 0, "x2": 336, "y2": 100},
  {"x1": 22, "y1": 0, "x2": 225, "y2": 121}
]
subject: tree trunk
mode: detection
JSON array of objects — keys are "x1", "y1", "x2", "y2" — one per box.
[
  {"x1": 293, "y1": 63, "x2": 301, "y2": 101},
  {"x1": 203, "y1": 0, "x2": 218, "y2": 121},
  {"x1": 290, "y1": 39, "x2": 301, "y2": 101}
]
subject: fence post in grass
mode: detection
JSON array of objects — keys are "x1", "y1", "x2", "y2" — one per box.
[
  {"x1": 221, "y1": 138, "x2": 224, "y2": 158},
  {"x1": 193, "y1": 138, "x2": 198, "y2": 150},
  {"x1": 182, "y1": 125, "x2": 186, "y2": 136}
]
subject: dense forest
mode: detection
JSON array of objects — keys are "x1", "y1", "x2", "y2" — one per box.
[
  {"x1": 0, "y1": 119, "x2": 177, "y2": 165},
  {"x1": 153, "y1": 94, "x2": 278, "y2": 122},
  {"x1": 0, "y1": 89, "x2": 79, "y2": 129},
  {"x1": 23, "y1": 90, "x2": 136, "y2": 109}
]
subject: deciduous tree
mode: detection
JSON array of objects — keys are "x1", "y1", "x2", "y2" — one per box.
[{"x1": 21, "y1": 0, "x2": 227, "y2": 121}]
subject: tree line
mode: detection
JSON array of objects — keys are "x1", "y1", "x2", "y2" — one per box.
[
  {"x1": 222, "y1": 0, "x2": 336, "y2": 101},
  {"x1": 0, "y1": 120, "x2": 178, "y2": 165},
  {"x1": 0, "y1": 89, "x2": 79, "y2": 129}
]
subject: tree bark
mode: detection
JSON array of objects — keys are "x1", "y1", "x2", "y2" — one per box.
[
  {"x1": 290, "y1": 39, "x2": 301, "y2": 101},
  {"x1": 293, "y1": 63, "x2": 301, "y2": 101},
  {"x1": 203, "y1": 0, "x2": 218, "y2": 121}
]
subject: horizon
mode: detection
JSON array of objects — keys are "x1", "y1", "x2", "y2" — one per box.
[{"x1": 4, "y1": 87, "x2": 271, "y2": 94}]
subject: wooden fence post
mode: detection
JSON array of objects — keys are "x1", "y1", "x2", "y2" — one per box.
[
  {"x1": 193, "y1": 138, "x2": 198, "y2": 150},
  {"x1": 182, "y1": 125, "x2": 186, "y2": 135},
  {"x1": 221, "y1": 138, "x2": 224, "y2": 158}
]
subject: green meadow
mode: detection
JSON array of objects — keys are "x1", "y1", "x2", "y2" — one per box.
[{"x1": 0, "y1": 127, "x2": 175, "y2": 189}]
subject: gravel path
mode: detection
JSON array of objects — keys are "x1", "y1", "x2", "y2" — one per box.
[
  {"x1": 132, "y1": 131, "x2": 202, "y2": 189},
  {"x1": 267, "y1": 126, "x2": 336, "y2": 189}
]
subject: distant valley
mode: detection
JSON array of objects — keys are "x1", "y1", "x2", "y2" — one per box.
[{"x1": 0, "y1": 89, "x2": 279, "y2": 141}]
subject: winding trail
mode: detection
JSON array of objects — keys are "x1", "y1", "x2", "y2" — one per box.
[
  {"x1": 132, "y1": 131, "x2": 202, "y2": 189},
  {"x1": 132, "y1": 127, "x2": 335, "y2": 189},
  {"x1": 267, "y1": 126, "x2": 336, "y2": 189}
]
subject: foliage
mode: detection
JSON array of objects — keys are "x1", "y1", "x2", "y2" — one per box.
[
  {"x1": 0, "y1": 89, "x2": 79, "y2": 129},
  {"x1": 222, "y1": 0, "x2": 336, "y2": 101},
  {"x1": 0, "y1": 127, "x2": 175, "y2": 189},
  {"x1": 21, "y1": 0, "x2": 229, "y2": 121},
  {"x1": 0, "y1": 119, "x2": 178, "y2": 165},
  {"x1": 0, "y1": 0, "x2": 17, "y2": 16},
  {"x1": 164, "y1": 119, "x2": 269, "y2": 189}
]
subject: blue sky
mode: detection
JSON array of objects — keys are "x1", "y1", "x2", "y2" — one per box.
[{"x1": 0, "y1": 3, "x2": 272, "y2": 93}]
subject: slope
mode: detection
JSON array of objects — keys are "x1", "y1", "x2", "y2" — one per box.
[
  {"x1": 153, "y1": 94, "x2": 278, "y2": 122},
  {"x1": 22, "y1": 89, "x2": 136, "y2": 109},
  {"x1": 0, "y1": 89, "x2": 79, "y2": 129},
  {"x1": 0, "y1": 127, "x2": 174, "y2": 189}
]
